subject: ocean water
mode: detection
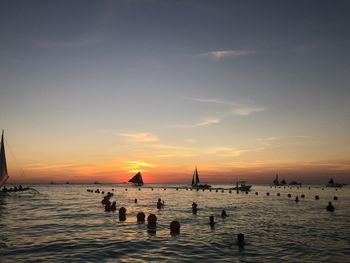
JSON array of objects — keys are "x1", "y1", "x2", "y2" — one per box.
[{"x1": 0, "y1": 184, "x2": 349, "y2": 262}]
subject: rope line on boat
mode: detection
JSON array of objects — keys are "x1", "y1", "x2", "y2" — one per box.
[{"x1": 4, "y1": 139, "x2": 27, "y2": 178}]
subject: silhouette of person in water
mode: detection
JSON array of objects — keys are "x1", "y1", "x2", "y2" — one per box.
[
  {"x1": 209, "y1": 216, "x2": 216, "y2": 227},
  {"x1": 192, "y1": 202, "x2": 198, "y2": 214},
  {"x1": 111, "y1": 201, "x2": 116, "y2": 211},
  {"x1": 237, "y1": 233, "x2": 245, "y2": 247},
  {"x1": 221, "y1": 209, "x2": 228, "y2": 218},
  {"x1": 326, "y1": 202, "x2": 335, "y2": 212},
  {"x1": 157, "y1": 198, "x2": 164, "y2": 209},
  {"x1": 105, "y1": 201, "x2": 112, "y2": 212},
  {"x1": 170, "y1": 221, "x2": 180, "y2": 235}
]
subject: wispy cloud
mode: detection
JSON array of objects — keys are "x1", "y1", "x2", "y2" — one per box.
[
  {"x1": 186, "y1": 97, "x2": 268, "y2": 116},
  {"x1": 116, "y1": 132, "x2": 159, "y2": 142},
  {"x1": 200, "y1": 49, "x2": 254, "y2": 59},
  {"x1": 174, "y1": 117, "x2": 220, "y2": 129},
  {"x1": 230, "y1": 106, "x2": 267, "y2": 116},
  {"x1": 37, "y1": 34, "x2": 104, "y2": 48},
  {"x1": 205, "y1": 147, "x2": 244, "y2": 157}
]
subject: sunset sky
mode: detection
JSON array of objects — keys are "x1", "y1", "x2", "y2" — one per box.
[{"x1": 1, "y1": 0, "x2": 349, "y2": 184}]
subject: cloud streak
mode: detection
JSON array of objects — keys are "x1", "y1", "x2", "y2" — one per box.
[
  {"x1": 200, "y1": 49, "x2": 254, "y2": 59},
  {"x1": 186, "y1": 97, "x2": 268, "y2": 116},
  {"x1": 174, "y1": 117, "x2": 220, "y2": 129},
  {"x1": 116, "y1": 132, "x2": 159, "y2": 142}
]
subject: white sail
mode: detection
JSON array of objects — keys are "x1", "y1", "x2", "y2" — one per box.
[{"x1": 0, "y1": 130, "x2": 9, "y2": 188}]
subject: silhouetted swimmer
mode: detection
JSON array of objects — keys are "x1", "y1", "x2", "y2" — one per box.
[
  {"x1": 152, "y1": 188, "x2": 154, "y2": 191},
  {"x1": 288, "y1": 194, "x2": 291, "y2": 198},
  {"x1": 134, "y1": 198, "x2": 138, "y2": 203},
  {"x1": 236, "y1": 190, "x2": 239, "y2": 194},
  {"x1": 102, "y1": 191, "x2": 105, "y2": 194},
  {"x1": 326, "y1": 202, "x2": 335, "y2": 212},
  {"x1": 222, "y1": 190, "x2": 224, "y2": 193},
  {"x1": 209, "y1": 216, "x2": 216, "y2": 227},
  {"x1": 192, "y1": 202, "x2": 198, "y2": 214},
  {"x1": 112, "y1": 188, "x2": 114, "y2": 191},
  {"x1": 157, "y1": 198, "x2": 164, "y2": 209},
  {"x1": 277, "y1": 193, "x2": 280, "y2": 196},
  {"x1": 176, "y1": 188, "x2": 178, "y2": 191},
  {"x1": 125, "y1": 188, "x2": 128, "y2": 191},
  {"x1": 237, "y1": 233, "x2": 245, "y2": 247},
  {"x1": 295, "y1": 196, "x2": 299, "y2": 202},
  {"x1": 245, "y1": 191, "x2": 249, "y2": 194},
  {"x1": 301, "y1": 194, "x2": 305, "y2": 198},
  {"x1": 139, "y1": 188, "x2": 141, "y2": 191},
  {"x1": 255, "y1": 192, "x2": 258, "y2": 195},
  {"x1": 229, "y1": 190, "x2": 232, "y2": 194},
  {"x1": 315, "y1": 195, "x2": 320, "y2": 200},
  {"x1": 209, "y1": 189, "x2": 212, "y2": 192},
  {"x1": 221, "y1": 209, "x2": 228, "y2": 218},
  {"x1": 190, "y1": 188, "x2": 193, "y2": 191},
  {"x1": 266, "y1": 192, "x2": 270, "y2": 196},
  {"x1": 137, "y1": 212, "x2": 145, "y2": 222},
  {"x1": 170, "y1": 221, "x2": 180, "y2": 235},
  {"x1": 164, "y1": 188, "x2": 167, "y2": 191},
  {"x1": 119, "y1": 207, "x2": 126, "y2": 220},
  {"x1": 105, "y1": 201, "x2": 112, "y2": 212},
  {"x1": 147, "y1": 214, "x2": 157, "y2": 230},
  {"x1": 111, "y1": 201, "x2": 117, "y2": 211},
  {"x1": 333, "y1": 196, "x2": 338, "y2": 201}
]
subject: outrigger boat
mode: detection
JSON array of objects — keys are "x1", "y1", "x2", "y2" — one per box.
[
  {"x1": 230, "y1": 181, "x2": 252, "y2": 191},
  {"x1": 0, "y1": 130, "x2": 38, "y2": 195}
]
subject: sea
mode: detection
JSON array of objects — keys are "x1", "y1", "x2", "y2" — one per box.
[{"x1": 0, "y1": 184, "x2": 349, "y2": 262}]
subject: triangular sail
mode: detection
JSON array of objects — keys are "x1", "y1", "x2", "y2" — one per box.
[
  {"x1": 195, "y1": 167, "x2": 200, "y2": 185},
  {"x1": 0, "y1": 130, "x2": 9, "y2": 188},
  {"x1": 192, "y1": 166, "x2": 200, "y2": 186},
  {"x1": 128, "y1": 172, "x2": 144, "y2": 186}
]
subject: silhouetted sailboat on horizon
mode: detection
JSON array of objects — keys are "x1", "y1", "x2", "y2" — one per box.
[
  {"x1": 191, "y1": 166, "x2": 211, "y2": 189},
  {"x1": 0, "y1": 130, "x2": 37, "y2": 194},
  {"x1": 128, "y1": 171, "x2": 144, "y2": 186}
]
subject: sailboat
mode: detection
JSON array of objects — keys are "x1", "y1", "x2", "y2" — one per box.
[
  {"x1": 191, "y1": 166, "x2": 211, "y2": 189},
  {"x1": 128, "y1": 171, "x2": 144, "y2": 186},
  {"x1": 0, "y1": 130, "x2": 9, "y2": 189},
  {"x1": 0, "y1": 130, "x2": 34, "y2": 194},
  {"x1": 231, "y1": 181, "x2": 252, "y2": 191}
]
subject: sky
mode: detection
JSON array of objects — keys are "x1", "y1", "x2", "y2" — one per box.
[{"x1": 1, "y1": 0, "x2": 349, "y2": 184}]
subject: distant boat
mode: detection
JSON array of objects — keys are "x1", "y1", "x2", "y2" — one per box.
[
  {"x1": 289, "y1": 180, "x2": 302, "y2": 186},
  {"x1": 231, "y1": 181, "x2": 252, "y2": 191},
  {"x1": 94, "y1": 181, "x2": 99, "y2": 184},
  {"x1": 0, "y1": 130, "x2": 9, "y2": 189},
  {"x1": 273, "y1": 174, "x2": 286, "y2": 186},
  {"x1": 191, "y1": 166, "x2": 211, "y2": 189},
  {"x1": 326, "y1": 178, "x2": 345, "y2": 188},
  {"x1": 128, "y1": 171, "x2": 144, "y2": 186}
]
